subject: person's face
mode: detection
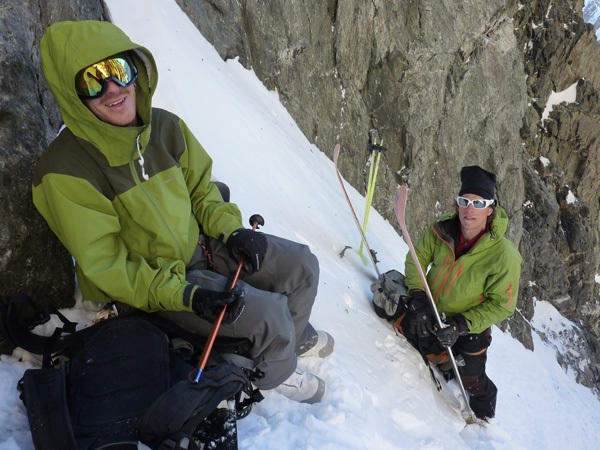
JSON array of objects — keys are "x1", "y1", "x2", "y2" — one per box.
[
  {"x1": 457, "y1": 193, "x2": 493, "y2": 238},
  {"x1": 82, "y1": 80, "x2": 137, "y2": 127}
]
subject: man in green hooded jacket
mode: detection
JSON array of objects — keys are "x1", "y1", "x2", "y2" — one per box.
[
  {"x1": 376, "y1": 166, "x2": 521, "y2": 420},
  {"x1": 33, "y1": 20, "x2": 333, "y2": 404}
]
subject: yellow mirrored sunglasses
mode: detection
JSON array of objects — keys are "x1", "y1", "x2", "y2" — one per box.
[{"x1": 75, "y1": 53, "x2": 138, "y2": 99}]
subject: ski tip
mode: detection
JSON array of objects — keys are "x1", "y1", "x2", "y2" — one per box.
[
  {"x1": 395, "y1": 185, "x2": 408, "y2": 210},
  {"x1": 333, "y1": 143, "x2": 341, "y2": 162}
]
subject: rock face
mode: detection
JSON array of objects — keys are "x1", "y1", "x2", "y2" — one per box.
[
  {"x1": 0, "y1": 0, "x2": 108, "y2": 354},
  {"x1": 1, "y1": 0, "x2": 599, "y2": 391},
  {"x1": 177, "y1": 1, "x2": 526, "y2": 236}
]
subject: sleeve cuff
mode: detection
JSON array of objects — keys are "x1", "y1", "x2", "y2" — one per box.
[
  {"x1": 183, "y1": 284, "x2": 195, "y2": 308},
  {"x1": 454, "y1": 313, "x2": 469, "y2": 335}
]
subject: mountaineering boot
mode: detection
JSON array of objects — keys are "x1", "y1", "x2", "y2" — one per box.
[
  {"x1": 437, "y1": 354, "x2": 466, "y2": 381},
  {"x1": 274, "y1": 368, "x2": 326, "y2": 404},
  {"x1": 425, "y1": 350, "x2": 449, "y2": 367},
  {"x1": 296, "y1": 330, "x2": 335, "y2": 358},
  {"x1": 437, "y1": 358, "x2": 455, "y2": 381}
]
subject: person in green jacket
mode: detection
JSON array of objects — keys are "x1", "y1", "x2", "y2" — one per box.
[
  {"x1": 33, "y1": 20, "x2": 334, "y2": 404},
  {"x1": 377, "y1": 166, "x2": 521, "y2": 420}
]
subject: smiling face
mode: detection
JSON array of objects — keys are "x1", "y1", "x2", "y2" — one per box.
[
  {"x1": 457, "y1": 193, "x2": 494, "y2": 241},
  {"x1": 82, "y1": 80, "x2": 138, "y2": 127}
]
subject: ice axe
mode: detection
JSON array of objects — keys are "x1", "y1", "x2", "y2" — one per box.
[{"x1": 193, "y1": 214, "x2": 265, "y2": 382}]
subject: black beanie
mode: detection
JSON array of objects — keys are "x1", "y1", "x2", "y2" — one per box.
[{"x1": 459, "y1": 165, "x2": 496, "y2": 200}]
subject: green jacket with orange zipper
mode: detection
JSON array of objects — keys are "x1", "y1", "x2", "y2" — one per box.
[{"x1": 404, "y1": 205, "x2": 522, "y2": 334}]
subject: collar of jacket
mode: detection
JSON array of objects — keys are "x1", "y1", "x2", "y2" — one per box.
[{"x1": 432, "y1": 204, "x2": 510, "y2": 252}]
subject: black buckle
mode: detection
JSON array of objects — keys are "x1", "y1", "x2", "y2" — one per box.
[{"x1": 28, "y1": 310, "x2": 51, "y2": 330}]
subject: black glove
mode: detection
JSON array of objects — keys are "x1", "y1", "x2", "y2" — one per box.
[
  {"x1": 226, "y1": 228, "x2": 268, "y2": 271},
  {"x1": 408, "y1": 290, "x2": 436, "y2": 338},
  {"x1": 435, "y1": 314, "x2": 469, "y2": 347},
  {"x1": 192, "y1": 286, "x2": 246, "y2": 324},
  {"x1": 407, "y1": 289, "x2": 430, "y2": 312},
  {"x1": 414, "y1": 305, "x2": 436, "y2": 338}
]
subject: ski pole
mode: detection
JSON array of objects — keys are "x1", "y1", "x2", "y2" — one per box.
[
  {"x1": 333, "y1": 144, "x2": 381, "y2": 277},
  {"x1": 359, "y1": 141, "x2": 386, "y2": 257},
  {"x1": 394, "y1": 186, "x2": 477, "y2": 423},
  {"x1": 359, "y1": 149, "x2": 376, "y2": 258},
  {"x1": 193, "y1": 214, "x2": 265, "y2": 383}
]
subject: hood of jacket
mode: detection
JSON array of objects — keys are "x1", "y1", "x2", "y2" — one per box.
[{"x1": 40, "y1": 20, "x2": 158, "y2": 166}]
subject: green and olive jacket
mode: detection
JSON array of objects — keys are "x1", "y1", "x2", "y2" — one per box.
[{"x1": 33, "y1": 21, "x2": 243, "y2": 312}]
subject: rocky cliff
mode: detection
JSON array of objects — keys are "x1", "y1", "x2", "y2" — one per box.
[
  {"x1": 1, "y1": 0, "x2": 599, "y2": 391},
  {"x1": 0, "y1": 0, "x2": 109, "y2": 353}
]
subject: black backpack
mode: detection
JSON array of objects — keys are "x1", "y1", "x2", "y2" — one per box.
[{"x1": 1, "y1": 293, "x2": 263, "y2": 450}]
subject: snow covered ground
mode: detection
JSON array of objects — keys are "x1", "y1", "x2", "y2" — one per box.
[
  {"x1": 2, "y1": 0, "x2": 600, "y2": 448},
  {"x1": 584, "y1": 0, "x2": 600, "y2": 39}
]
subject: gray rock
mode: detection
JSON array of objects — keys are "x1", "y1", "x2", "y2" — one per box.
[{"x1": 0, "y1": 0, "x2": 108, "y2": 354}]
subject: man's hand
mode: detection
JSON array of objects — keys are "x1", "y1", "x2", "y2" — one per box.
[
  {"x1": 226, "y1": 228, "x2": 268, "y2": 271},
  {"x1": 436, "y1": 314, "x2": 469, "y2": 347},
  {"x1": 414, "y1": 305, "x2": 436, "y2": 338},
  {"x1": 192, "y1": 286, "x2": 246, "y2": 324},
  {"x1": 408, "y1": 290, "x2": 436, "y2": 338}
]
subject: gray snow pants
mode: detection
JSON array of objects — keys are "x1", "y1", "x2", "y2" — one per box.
[{"x1": 157, "y1": 233, "x2": 319, "y2": 390}]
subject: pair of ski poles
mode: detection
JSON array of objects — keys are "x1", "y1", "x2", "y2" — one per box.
[{"x1": 358, "y1": 141, "x2": 386, "y2": 259}]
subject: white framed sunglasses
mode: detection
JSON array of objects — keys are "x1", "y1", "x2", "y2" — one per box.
[{"x1": 456, "y1": 196, "x2": 495, "y2": 209}]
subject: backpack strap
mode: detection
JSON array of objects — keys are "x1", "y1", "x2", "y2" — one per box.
[
  {"x1": 1, "y1": 293, "x2": 78, "y2": 365},
  {"x1": 18, "y1": 365, "x2": 77, "y2": 450},
  {"x1": 235, "y1": 384, "x2": 264, "y2": 419}
]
